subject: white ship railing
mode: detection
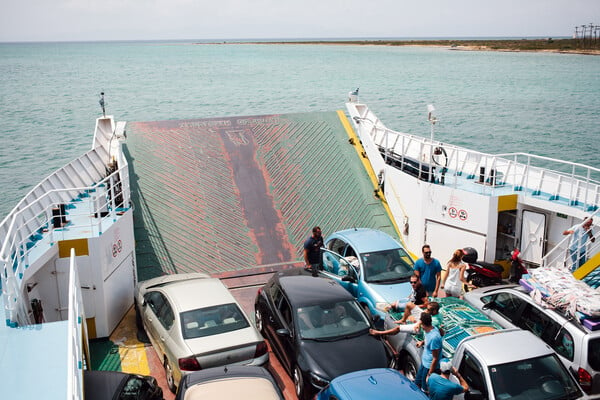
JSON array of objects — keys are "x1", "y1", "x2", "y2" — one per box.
[
  {"x1": 348, "y1": 101, "x2": 600, "y2": 213},
  {"x1": 0, "y1": 116, "x2": 129, "y2": 327},
  {"x1": 67, "y1": 248, "x2": 86, "y2": 400}
]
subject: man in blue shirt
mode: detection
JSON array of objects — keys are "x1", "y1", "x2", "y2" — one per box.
[
  {"x1": 427, "y1": 361, "x2": 469, "y2": 400},
  {"x1": 414, "y1": 244, "x2": 442, "y2": 297},
  {"x1": 414, "y1": 312, "x2": 442, "y2": 392}
]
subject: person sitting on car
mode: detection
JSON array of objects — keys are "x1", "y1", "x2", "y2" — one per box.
[
  {"x1": 393, "y1": 274, "x2": 429, "y2": 324},
  {"x1": 369, "y1": 301, "x2": 443, "y2": 337}
]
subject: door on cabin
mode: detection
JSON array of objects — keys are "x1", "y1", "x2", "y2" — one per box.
[{"x1": 520, "y1": 210, "x2": 546, "y2": 265}]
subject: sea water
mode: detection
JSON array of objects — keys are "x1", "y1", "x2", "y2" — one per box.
[{"x1": 0, "y1": 41, "x2": 599, "y2": 219}]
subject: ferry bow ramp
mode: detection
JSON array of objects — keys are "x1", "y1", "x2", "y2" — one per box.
[{"x1": 124, "y1": 111, "x2": 397, "y2": 281}]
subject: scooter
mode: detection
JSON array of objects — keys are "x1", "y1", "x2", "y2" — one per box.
[{"x1": 462, "y1": 247, "x2": 504, "y2": 288}]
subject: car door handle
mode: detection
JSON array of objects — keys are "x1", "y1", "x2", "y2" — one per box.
[
  {"x1": 160, "y1": 336, "x2": 166, "y2": 342},
  {"x1": 147, "y1": 317, "x2": 153, "y2": 322}
]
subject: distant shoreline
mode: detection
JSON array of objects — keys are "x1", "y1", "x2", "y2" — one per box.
[{"x1": 205, "y1": 39, "x2": 600, "y2": 55}]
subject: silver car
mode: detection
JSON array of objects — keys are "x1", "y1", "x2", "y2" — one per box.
[
  {"x1": 464, "y1": 284, "x2": 600, "y2": 395},
  {"x1": 135, "y1": 273, "x2": 269, "y2": 393}
]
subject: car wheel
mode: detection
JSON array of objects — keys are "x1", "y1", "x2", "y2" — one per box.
[
  {"x1": 164, "y1": 358, "x2": 177, "y2": 394},
  {"x1": 401, "y1": 354, "x2": 418, "y2": 381},
  {"x1": 255, "y1": 308, "x2": 264, "y2": 333},
  {"x1": 293, "y1": 365, "x2": 305, "y2": 400}
]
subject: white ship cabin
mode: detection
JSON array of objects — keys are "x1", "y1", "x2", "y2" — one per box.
[
  {"x1": 346, "y1": 96, "x2": 600, "y2": 289},
  {"x1": 0, "y1": 115, "x2": 135, "y2": 399}
]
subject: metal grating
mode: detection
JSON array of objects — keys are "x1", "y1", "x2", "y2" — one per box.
[{"x1": 125, "y1": 111, "x2": 397, "y2": 281}]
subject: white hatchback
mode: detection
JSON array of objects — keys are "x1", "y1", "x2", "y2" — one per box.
[{"x1": 135, "y1": 273, "x2": 268, "y2": 393}]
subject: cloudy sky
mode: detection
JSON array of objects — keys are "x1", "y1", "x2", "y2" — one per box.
[{"x1": 1, "y1": 0, "x2": 598, "y2": 42}]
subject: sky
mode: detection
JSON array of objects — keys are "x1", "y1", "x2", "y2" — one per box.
[{"x1": 1, "y1": 0, "x2": 599, "y2": 42}]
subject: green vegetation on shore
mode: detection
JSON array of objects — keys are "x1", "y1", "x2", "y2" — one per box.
[{"x1": 251, "y1": 38, "x2": 599, "y2": 54}]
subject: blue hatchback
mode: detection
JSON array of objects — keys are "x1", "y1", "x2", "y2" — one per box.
[
  {"x1": 315, "y1": 368, "x2": 428, "y2": 400},
  {"x1": 320, "y1": 228, "x2": 414, "y2": 320}
]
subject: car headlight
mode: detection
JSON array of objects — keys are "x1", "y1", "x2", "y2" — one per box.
[{"x1": 309, "y1": 372, "x2": 330, "y2": 388}]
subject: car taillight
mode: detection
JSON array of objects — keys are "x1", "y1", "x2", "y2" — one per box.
[
  {"x1": 178, "y1": 357, "x2": 201, "y2": 371},
  {"x1": 578, "y1": 367, "x2": 592, "y2": 393},
  {"x1": 254, "y1": 340, "x2": 268, "y2": 357}
]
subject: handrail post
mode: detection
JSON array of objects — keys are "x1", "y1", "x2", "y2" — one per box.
[{"x1": 109, "y1": 174, "x2": 117, "y2": 221}]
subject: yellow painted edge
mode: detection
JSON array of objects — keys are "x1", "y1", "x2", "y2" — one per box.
[
  {"x1": 573, "y1": 251, "x2": 600, "y2": 280},
  {"x1": 86, "y1": 318, "x2": 97, "y2": 339},
  {"x1": 337, "y1": 110, "x2": 412, "y2": 254},
  {"x1": 497, "y1": 194, "x2": 518, "y2": 212},
  {"x1": 118, "y1": 344, "x2": 150, "y2": 375},
  {"x1": 110, "y1": 307, "x2": 151, "y2": 375},
  {"x1": 58, "y1": 238, "x2": 89, "y2": 258}
]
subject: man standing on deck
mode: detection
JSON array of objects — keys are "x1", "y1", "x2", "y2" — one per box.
[
  {"x1": 563, "y1": 217, "x2": 595, "y2": 271},
  {"x1": 427, "y1": 361, "x2": 469, "y2": 400},
  {"x1": 414, "y1": 312, "x2": 442, "y2": 392},
  {"x1": 414, "y1": 245, "x2": 442, "y2": 297},
  {"x1": 304, "y1": 226, "x2": 324, "y2": 277}
]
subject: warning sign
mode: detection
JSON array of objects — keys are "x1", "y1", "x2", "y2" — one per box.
[{"x1": 448, "y1": 207, "x2": 458, "y2": 218}]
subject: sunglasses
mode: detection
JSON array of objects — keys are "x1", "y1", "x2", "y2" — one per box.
[
  {"x1": 410, "y1": 281, "x2": 418, "y2": 284},
  {"x1": 424, "y1": 251, "x2": 432, "y2": 255}
]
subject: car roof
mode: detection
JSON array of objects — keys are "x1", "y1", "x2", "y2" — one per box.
[
  {"x1": 328, "y1": 368, "x2": 426, "y2": 399},
  {"x1": 462, "y1": 329, "x2": 555, "y2": 366},
  {"x1": 326, "y1": 228, "x2": 402, "y2": 253},
  {"x1": 179, "y1": 366, "x2": 283, "y2": 400},
  {"x1": 84, "y1": 370, "x2": 128, "y2": 400},
  {"x1": 157, "y1": 276, "x2": 238, "y2": 312},
  {"x1": 273, "y1": 269, "x2": 355, "y2": 308}
]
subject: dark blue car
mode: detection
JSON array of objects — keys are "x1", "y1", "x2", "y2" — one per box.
[{"x1": 315, "y1": 368, "x2": 428, "y2": 400}]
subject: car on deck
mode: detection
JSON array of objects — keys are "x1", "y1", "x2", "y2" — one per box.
[
  {"x1": 254, "y1": 269, "x2": 390, "y2": 400},
  {"x1": 135, "y1": 273, "x2": 268, "y2": 393},
  {"x1": 320, "y1": 228, "x2": 415, "y2": 320},
  {"x1": 83, "y1": 370, "x2": 163, "y2": 400},
  {"x1": 314, "y1": 368, "x2": 428, "y2": 400},
  {"x1": 463, "y1": 284, "x2": 600, "y2": 394},
  {"x1": 174, "y1": 365, "x2": 284, "y2": 400}
]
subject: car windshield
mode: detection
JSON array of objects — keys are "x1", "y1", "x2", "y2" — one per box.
[
  {"x1": 489, "y1": 354, "x2": 583, "y2": 400},
  {"x1": 296, "y1": 300, "x2": 370, "y2": 340},
  {"x1": 361, "y1": 249, "x2": 414, "y2": 283},
  {"x1": 181, "y1": 303, "x2": 250, "y2": 339}
]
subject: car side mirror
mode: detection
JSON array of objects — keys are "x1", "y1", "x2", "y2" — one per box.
[
  {"x1": 482, "y1": 301, "x2": 496, "y2": 310},
  {"x1": 341, "y1": 275, "x2": 355, "y2": 283},
  {"x1": 142, "y1": 299, "x2": 147, "y2": 307},
  {"x1": 276, "y1": 328, "x2": 291, "y2": 337},
  {"x1": 465, "y1": 389, "x2": 485, "y2": 400}
]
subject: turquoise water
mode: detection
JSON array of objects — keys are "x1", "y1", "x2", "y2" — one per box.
[{"x1": 0, "y1": 41, "x2": 599, "y2": 219}]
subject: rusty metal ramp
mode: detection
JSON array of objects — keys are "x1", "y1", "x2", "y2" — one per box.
[{"x1": 124, "y1": 111, "x2": 397, "y2": 281}]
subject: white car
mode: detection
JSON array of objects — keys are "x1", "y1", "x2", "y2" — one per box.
[{"x1": 135, "y1": 273, "x2": 268, "y2": 393}]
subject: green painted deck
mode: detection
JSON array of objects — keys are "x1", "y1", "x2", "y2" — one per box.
[{"x1": 124, "y1": 111, "x2": 398, "y2": 281}]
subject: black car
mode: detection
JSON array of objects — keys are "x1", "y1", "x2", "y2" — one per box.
[
  {"x1": 175, "y1": 365, "x2": 284, "y2": 400},
  {"x1": 254, "y1": 269, "x2": 389, "y2": 400},
  {"x1": 83, "y1": 370, "x2": 163, "y2": 400}
]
